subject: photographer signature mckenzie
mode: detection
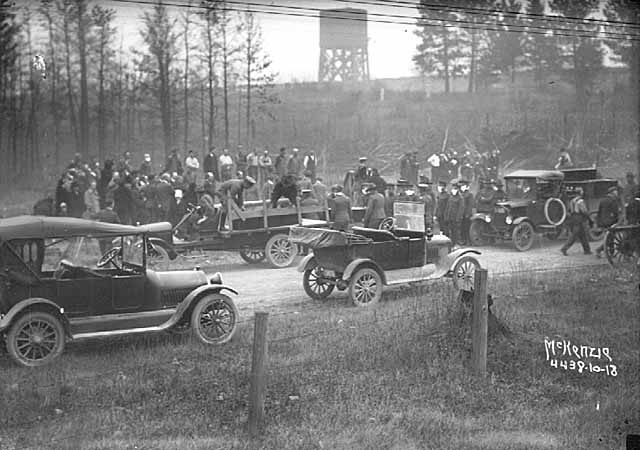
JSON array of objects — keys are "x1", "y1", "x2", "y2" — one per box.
[{"x1": 544, "y1": 337, "x2": 617, "y2": 376}]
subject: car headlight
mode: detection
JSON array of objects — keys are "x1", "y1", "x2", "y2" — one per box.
[
  {"x1": 505, "y1": 215, "x2": 513, "y2": 225},
  {"x1": 484, "y1": 215, "x2": 492, "y2": 223}
]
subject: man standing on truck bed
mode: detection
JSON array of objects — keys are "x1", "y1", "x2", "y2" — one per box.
[{"x1": 363, "y1": 184, "x2": 386, "y2": 229}]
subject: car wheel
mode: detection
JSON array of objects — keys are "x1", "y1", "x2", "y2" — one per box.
[
  {"x1": 239, "y1": 249, "x2": 266, "y2": 264},
  {"x1": 303, "y1": 266, "x2": 335, "y2": 300},
  {"x1": 512, "y1": 221, "x2": 535, "y2": 251},
  {"x1": 147, "y1": 244, "x2": 170, "y2": 271},
  {"x1": 587, "y1": 212, "x2": 604, "y2": 241},
  {"x1": 452, "y1": 256, "x2": 480, "y2": 292},
  {"x1": 7, "y1": 311, "x2": 66, "y2": 367},
  {"x1": 265, "y1": 233, "x2": 296, "y2": 268},
  {"x1": 349, "y1": 267, "x2": 383, "y2": 307},
  {"x1": 191, "y1": 293, "x2": 238, "y2": 345},
  {"x1": 469, "y1": 220, "x2": 488, "y2": 246}
]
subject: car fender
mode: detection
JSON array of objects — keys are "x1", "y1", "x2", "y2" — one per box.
[
  {"x1": 0, "y1": 297, "x2": 71, "y2": 337},
  {"x1": 148, "y1": 237, "x2": 178, "y2": 260},
  {"x1": 342, "y1": 259, "x2": 387, "y2": 284},
  {"x1": 436, "y1": 249, "x2": 482, "y2": 278},
  {"x1": 297, "y1": 254, "x2": 317, "y2": 273},
  {"x1": 511, "y1": 216, "x2": 530, "y2": 226},
  {"x1": 166, "y1": 284, "x2": 239, "y2": 328}
]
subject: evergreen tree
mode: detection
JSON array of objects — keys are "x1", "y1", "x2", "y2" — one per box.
[
  {"x1": 523, "y1": 0, "x2": 561, "y2": 89},
  {"x1": 413, "y1": 0, "x2": 469, "y2": 94}
]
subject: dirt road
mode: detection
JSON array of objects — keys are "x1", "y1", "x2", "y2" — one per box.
[{"x1": 188, "y1": 238, "x2": 608, "y2": 314}]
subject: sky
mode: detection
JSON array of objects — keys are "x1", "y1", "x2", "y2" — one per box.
[{"x1": 104, "y1": 0, "x2": 423, "y2": 82}]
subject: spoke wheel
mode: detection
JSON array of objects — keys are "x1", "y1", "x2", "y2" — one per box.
[
  {"x1": 452, "y1": 256, "x2": 480, "y2": 291},
  {"x1": 605, "y1": 229, "x2": 639, "y2": 273},
  {"x1": 147, "y1": 244, "x2": 170, "y2": 271},
  {"x1": 265, "y1": 234, "x2": 296, "y2": 268},
  {"x1": 469, "y1": 220, "x2": 488, "y2": 246},
  {"x1": 349, "y1": 267, "x2": 382, "y2": 307},
  {"x1": 378, "y1": 217, "x2": 395, "y2": 231},
  {"x1": 239, "y1": 249, "x2": 266, "y2": 264},
  {"x1": 7, "y1": 311, "x2": 65, "y2": 367},
  {"x1": 512, "y1": 221, "x2": 535, "y2": 252},
  {"x1": 303, "y1": 266, "x2": 335, "y2": 300},
  {"x1": 191, "y1": 294, "x2": 238, "y2": 345}
]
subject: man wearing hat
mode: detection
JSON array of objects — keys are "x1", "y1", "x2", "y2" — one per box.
[
  {"x1": 476, "y1": 179, "x2": 495, "y2": 214},
  {"x1": 626, "y1": 186, "x2": 640, "y2": 225},
  {"x1": 286, "y1": 147, "x2": 303, "y2": 178},
  {"x1": 493, "y1": 179, "x2": 507, "y2": 202},
  {"x1": 355, "y1": 157, "x2": 369, "y2": 184},
  {"x1": 418, "y1": 180, "x2": 435, "y2": 231},
  {"x1": 328, "y1": 184, "x2": 351, "y2": 231},
  {"x1": 460, "y1": 180, "x2": 475, "y2": 245},
  {"x1": 561, "y1": 187, "x2": 591, "y2": 256},
  {"x1": 436, "y1": 180, "x2": 449, "y2": 236},
  {"x1": 363, "y1": 183, "x2": 386, "y2": 229},
  {"x1": 595, "y1": 185, "x2": 622, "y2": 257},
  {"x1": 216, "y1": 176, "x2": 256, "y2": 212},
  {"x1": 445, "y1": 182, "x2": 464, "y2": 243}
]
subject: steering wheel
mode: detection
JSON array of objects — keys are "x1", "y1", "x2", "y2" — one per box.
[{"x1": 97, "y1": 247, "x2": 122, "y2": 269}]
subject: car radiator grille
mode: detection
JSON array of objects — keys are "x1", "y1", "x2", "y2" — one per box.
[{"x1": 161, "y1": 288, "x2": 193, "y2": 305}]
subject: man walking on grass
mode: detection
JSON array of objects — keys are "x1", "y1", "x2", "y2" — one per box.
[{"x1": 561, "y1": 187, "x2": 591, "y2": 256}]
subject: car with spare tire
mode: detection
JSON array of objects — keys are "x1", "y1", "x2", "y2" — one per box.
[{"x1": 468, "y1": 170, "x2": 567, "y2": 251}]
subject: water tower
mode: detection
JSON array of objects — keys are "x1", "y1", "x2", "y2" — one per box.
[{"x1": 318, "y1": 8, "x2": 369, "y2": 82}]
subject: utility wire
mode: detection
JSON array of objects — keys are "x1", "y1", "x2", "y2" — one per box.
[
  {"x1": 219, "y1": 0, "x2": 637, "y2": 40},
  {"x1": 358, "y1": 0, "x2": 640, "y2": 29},
  {"x1": 109, "y1": 0, "x2": 640, "y2": 42}
]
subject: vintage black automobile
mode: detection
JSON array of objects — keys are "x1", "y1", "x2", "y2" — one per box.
[
  {"x1": 469, "y1": 170, "x2": 567, "y2": 251},
  {"x1": 291, "y1": 226, "x2": 480, "y2": 306},
  {"x1": 0, "y1": 216, "x2": 239, "y2": 367}
]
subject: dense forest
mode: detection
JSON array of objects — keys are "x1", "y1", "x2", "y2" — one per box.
[{"x1": 0, "y1": 0, "x2": 638, "y2": 189}]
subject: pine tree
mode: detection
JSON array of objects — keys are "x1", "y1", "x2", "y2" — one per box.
[
  {"x1": 523, "y1": 0, "x2": 561, "y2": 89},
  {"x1": 413, "y1": 0, "x2": 469, "y2": 94},
  {"x1": 91, "y1": 4, "x2": 116, "y2": 161}
]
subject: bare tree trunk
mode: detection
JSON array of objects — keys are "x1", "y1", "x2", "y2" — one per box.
[
  {"x1": 97, "y1": 30, "x2": 106, "y2": 161},
  {"x1": 245, "y1": 14, "x2": 251, "y2": 150},
  {"x1": 43, "y1": 3, "x2": 60, "y2": 169},
  {"x1": 205, "y1": 16, "x2": 215, "y2": 148},
  {"x1": 63, "y1": 9, "x2": 79, "y2": 153},
  {"x1": 183, "y1": 9, "x2": 190, "y2": 153},
  {"x1": 77, "y1": 0, "x2": 89, "y2": 158},
  {"x1": 200, "y1": 78, "x2": 206, "y2": 153},
  {"x1": 222, "y1": 14, "x2": 230, "y2": 148}
]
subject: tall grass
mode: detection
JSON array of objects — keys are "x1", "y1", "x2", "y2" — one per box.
[{"x1": 1, "y1": 265, "x2": 637, "y2": 449}]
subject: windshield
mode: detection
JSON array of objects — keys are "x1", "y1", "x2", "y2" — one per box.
[
  {"x1": 505, "y1": 178, "x2": 536, "y2": 200},
  {"x1": 42, "y1": 235, "x2": 143, "y2": 271}
]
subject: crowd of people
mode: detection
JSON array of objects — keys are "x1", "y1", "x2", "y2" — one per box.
[{"x1": 35, "y1": 146, "x2": 328, "y2": 232}]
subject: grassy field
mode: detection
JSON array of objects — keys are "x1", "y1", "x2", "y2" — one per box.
[{"x1": 0, "y1": 265, "x2": 638, "y2": 450}]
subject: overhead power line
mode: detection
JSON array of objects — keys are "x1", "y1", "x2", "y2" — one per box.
[
  {"x1": 369, "y1": 0, "x2": 640, "y2": 29},
  {"x1": 220, "y1": 0, "x2": 637, "y2": 40},
  {"x1": 107, "y1": 0, "x2": 640, "y2": 42}
]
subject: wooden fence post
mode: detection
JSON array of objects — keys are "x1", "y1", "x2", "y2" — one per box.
[
  {"x1": 471, "y1": 269, "x2": 488, "y2": 377},
  {"x1": 248, "y1": 311, "x2": 269, "y2": 437}
]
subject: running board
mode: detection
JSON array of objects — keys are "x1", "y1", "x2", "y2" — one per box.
[
  {"x1": 384, "y1": 264, "x2": 441, "y2": 286},
  {"x1": 72, "y1": 325, "x2": 170, "y2": 340}
]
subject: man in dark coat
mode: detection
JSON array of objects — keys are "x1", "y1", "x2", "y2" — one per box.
[
  {"x1": 622, "y1": 172, "x2": 637, "y2": 208},
  {"x1": 626, "y1": 187, "x2": 640, "y2": 225},
  {"x1": 270, "y1": 174, "x2": 298, "y2": 208},
  {"x1": 67, "y1": 182, "x2": 86, "y2": 218},
  {"x1": 329, "y1": 184, "x2": 351, "y2": 231},
  {"x1": 368, "y1": 168, "x2": 386, "y2": 195},
  {"x1": 203, "y1": 147, "x2": 219, "y2": 181},
  {"x1": 595, "y1": 186, "x2": 622, "y2": 257},
  {"x1": 445, "y1": 183, "x2": 464, "y2": 243},
  {"x1": 460, "y1": 180, "x2": 475, "y2": 245},
  {"x1": 355, "y1": 157, "x2": 369, "y2": 184},
  {"x1": 418, "y1": 182, "x2": 435, "y2": 231},
  {"x1": 165, "y1": 148, "x2": 183, "y2": 175},
  {"x1": 475, "y1": 179, "x2": 496, "y2": 213},
  {"x1": 363, "y1": 184, "x2": 386, "y2": 229},
  {"x1": 113, "y1": 180, "x2": 135, "y2": 225},
  {"x1": 436, "y1": 180, "x2": 449, "y2": 236},
  {"x1": 274, "y1": 147, "x2": 287, "y2": 179}
]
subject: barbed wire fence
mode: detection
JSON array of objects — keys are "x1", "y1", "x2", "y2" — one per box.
[{"x1": 1, "y1": 262, "x2": 636, "y2": 447}]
